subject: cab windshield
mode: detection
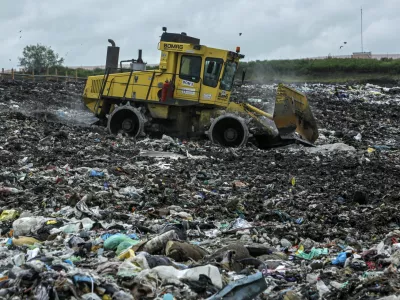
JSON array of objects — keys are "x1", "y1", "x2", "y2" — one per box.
[{"x1": 220, "y1": 61, "x2": 237, "y2": 91}]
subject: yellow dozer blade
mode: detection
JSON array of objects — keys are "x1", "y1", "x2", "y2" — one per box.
[
  {"x1": 273, "y1": 83, "x2": 319, "y2": 143},
  {"x1": 225, "y1": 84, "x2": 319, "y2": 148}
]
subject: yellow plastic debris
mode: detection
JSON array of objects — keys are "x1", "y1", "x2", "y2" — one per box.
[
  {"x1": 0, "y1": 210, "x2": 19, "y2": 221},
  {"x1": 12, "y1": 236, "x2": 41, "y2": 246},
  {"x1": 367, "y1": 147, "x2": 375, "y2": 153},
  {"x1": 118, "y1": 248, "x2": 135, "y2": 261},
  {"x1": 291, "y1": 177, "x2": 296, "y2": 186},
  {"x1": 295, "y1": 245, "x2": 304, "y2": 255},
  {"x1": 102, "y1": 295, "x2": 112, "y2": 300},
  {"x1": 46, "y1": 220, "x2": 57, "y2": 225}
]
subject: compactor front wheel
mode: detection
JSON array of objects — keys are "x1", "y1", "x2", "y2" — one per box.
[
  {"x1": 208, "y1": 114, "x2": 249, "y2": 147},
  {"x1": 107, "y1": 105, "x2": 144, "y2": 138}
]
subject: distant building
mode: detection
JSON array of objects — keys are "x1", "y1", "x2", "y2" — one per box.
[{"x1": 351, "y1": 52, "x2": 372, "y2": 59}]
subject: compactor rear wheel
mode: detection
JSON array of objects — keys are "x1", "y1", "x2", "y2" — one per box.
[
  {"x1": 208, "y1": 114, "x2": 249, "y2": 147},
  {"x1": 107, "y1": 105, "x2": 144, "y2": 138}
]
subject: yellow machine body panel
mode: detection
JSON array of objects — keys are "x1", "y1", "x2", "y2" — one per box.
[
  {"x1": 148, "y1": 104, "x2": 169, "y2": 119},
  {"x1": 83, "y1": 40, "x2": 240, "y2": 117}
]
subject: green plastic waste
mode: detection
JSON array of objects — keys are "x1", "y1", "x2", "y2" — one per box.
[
  {"x1": 104, "y1": 235, "x2": 131, "y2": 251},
  {"x1": 70, "y1": 256, "x2": 82, "y2": 263},
  {"x1": 116, "y1": 239, "x2": 140, "y2": 255},
  {"x1": 296, "y1": 247, "x2": 328, "y2": 260},
  {"x1": 104, "y1": 234, "x2": 140, "y2": 255}
]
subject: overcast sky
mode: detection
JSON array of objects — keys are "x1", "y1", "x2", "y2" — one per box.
[{"x1": 1, "y1": 0, "x2": 399, "y2": 69}]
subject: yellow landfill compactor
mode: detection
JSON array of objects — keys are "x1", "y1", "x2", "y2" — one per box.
[{"x1": 83, "y1": 28, "x2": 318, "y2": 149}]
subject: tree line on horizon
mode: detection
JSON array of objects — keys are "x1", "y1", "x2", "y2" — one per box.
[{"x1": 16, "y1": 43, "x2": 400, "y2": 80}]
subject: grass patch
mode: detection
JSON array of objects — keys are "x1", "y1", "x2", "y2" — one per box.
[
  {"x1": 247, "y1": 73, "x2": 400, "y2": 84},
  {"x1": 238, "y1": 58, "x2": 400, "y2": 84}
]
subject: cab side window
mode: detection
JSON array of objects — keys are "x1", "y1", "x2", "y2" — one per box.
[
  {"x1": 203, "y1": 58, "x2": 223, "y2": 87},
  {"x1": 179, "y1": 55, "x2": 202, "y2": 83}
]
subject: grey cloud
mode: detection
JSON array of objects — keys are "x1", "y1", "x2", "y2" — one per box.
[{"x1": 1, "y1": 0, "x2": 399, "y2": 69}]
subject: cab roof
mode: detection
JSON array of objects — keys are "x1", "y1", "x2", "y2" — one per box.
[{"x1": 160, "y1": 32, "x2": 200, "y2": 45}]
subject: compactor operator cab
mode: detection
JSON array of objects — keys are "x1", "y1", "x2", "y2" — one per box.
[{"x1": 157, "y1": 29, "x2": 244, "y2": 105}]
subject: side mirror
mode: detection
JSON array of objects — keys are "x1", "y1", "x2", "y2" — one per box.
[{"x1": 207, "y1": 61, "x2": 215, "y2": 74}]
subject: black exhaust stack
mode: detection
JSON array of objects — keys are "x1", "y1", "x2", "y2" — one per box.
[
  {"x1": 105, "y1": 39, "x2": 120, "y2": 72},
  {"x1": 137, "y1": 49, "x2": 143, "y2": 63}
]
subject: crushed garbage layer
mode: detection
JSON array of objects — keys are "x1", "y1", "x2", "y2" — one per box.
[
  {"x1": 0, "y1": 79, "x2": 400, "y2": 299},
  {"x1": 0, "y1": 80, "x2": 97, "y2": 126}
]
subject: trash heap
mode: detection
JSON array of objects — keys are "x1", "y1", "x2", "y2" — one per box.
[{"x1": 0, "y1": 79, "x2": 399, "y2": 299}]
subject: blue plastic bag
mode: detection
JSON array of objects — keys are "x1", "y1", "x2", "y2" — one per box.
[
  {"x1": 332, "y1": 252, "x2": 348, "y2": 265},
  {"x1": 90, "y1": 170, "x2": 104, "y2": 177}
]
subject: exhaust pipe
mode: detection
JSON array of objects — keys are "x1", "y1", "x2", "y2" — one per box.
[
  {"x1": 137, "y1": 49, "x2": 143, "y2": 63},
  {"x1": 105, "y1": 39, "x2": 120, "y2": 72},
  {"x1": 108, "y1": 39, "x2": 116, "y2": 47}
]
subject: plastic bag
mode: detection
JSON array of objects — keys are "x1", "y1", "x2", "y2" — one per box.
[
  {"x1": 0, "y1": 210, "x2": 19, "y2": 221},
  {"x1": 134, "y1": 264, "x2": 222, "y2": 289},
  {"x1": 104, "y1": 234, "x2": 131, "y2": 251},
  {"x1": 59, "y1": 223, "x2": 81, "y2": 234},
  {"x1": 208, "y1": 272, "x2": 267, "y2": 299},
  {"x1": 89, "y1": 170, "x2": 104, "y2": 177},
  {"x1": 296, "y1": 246, "x2": 329, "y2": 260},
  {"x1": 119, "y1": 186, "x2": 142, "y2": 199},
  {"x1": 75, "y1": 197, "x2": 102, "y2": 219},
  {"x1": 116, "y1": 239, "x2": 140, "y2": 256},
  {"x1": 117, "y1": 260, "x2": 142, "y2": 277},
  {"x1": 13, "y1": 217, "x2": 40, "y2": 236},
  {"x1": 80, "y1": 218, "x2": 95, "y2": 230},
  {"x1": 27, "y1": 248, "x2": 40, "y2": 260},
  {"x1": 118, "y1": 249, "x2": 136, "y2": 261},
  {"x1": 170, "y1": 210, "x2": 193, "y2": 221},
  {"x1": 12, "y1": 253, "x2": 25, "y2": 266},
  {"x1": 316, "y1": 280, "x2": 330, "y2": 297},
  {"x1": 332, "y1": 252, "x2": 348, "y2": 265},
  {"x1": 229, "y1": 218, "x2": 251, "y2": 231},
  {"x1": 12, "y1": 236, "x2": 41, "y2": 246}
]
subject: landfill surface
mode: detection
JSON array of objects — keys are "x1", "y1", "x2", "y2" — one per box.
[{"x1": 0, "y1": 79, "x2": 400, "y2": 300}]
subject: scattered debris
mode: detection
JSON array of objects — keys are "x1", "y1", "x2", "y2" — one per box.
[{"x1": 0, "y1": 79, "x2": 399, "y2": 299}]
